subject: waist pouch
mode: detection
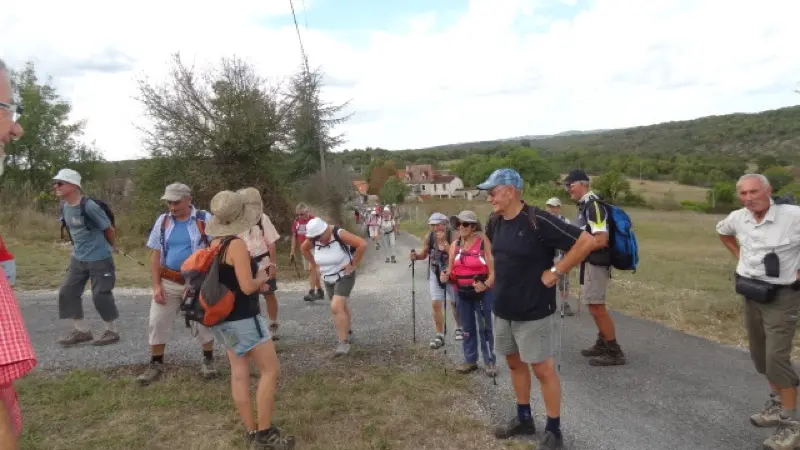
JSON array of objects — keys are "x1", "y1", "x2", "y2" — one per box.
[
  {"x1": 735, "y1": 273, "x2": 779, "y2": 304},
  {"x1": 160, "y1": 268, "x2": 185, "y2": 285}
]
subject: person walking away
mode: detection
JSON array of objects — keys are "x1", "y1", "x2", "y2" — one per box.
[
  {"x1": 204, "y1": 190, "x2": 295, "y2": 449},
  {"x1": 716, "y1": 173, "x2": 800, "y2": 450},
  {"x1": 302, "y1": 218, "x2": 367, "y2": 357},
  {"x1": 545, "y1": 198, "x2": 574, "y2": 316},
  {"x1": 409, "y1": 212, "x2": 464, "y2": 349},
  {"x1": 138, "y1": 183, "x2": 216, "y2": 385},
  {"x1": 379, "y1": 206, "x2": 398, "y2": 263},
  {"x1": 238, "y1": 188, "x2": 283, "y2": 340},
  {"x1": 441, "y1": 210, "x2": 497, "y2": 377},
  {"x1": 477, "y1": 168, "x2": 597, "y2": 449},
  {"x1": 367, "y1": 210, "x2": 381, "y2": 250},
  {"x1": 0, "y1": 56, "x2": 36, "y2": 450},
  {"x1": 290, "y1": 203, "x2": 323, "y2": 302},
  {"x1": 563, "y1": 170, "x2": 625, "y2": 366},
  {"x1": 53, "y1": 168, "x2": 120, "y2": 347},
  {"x1": 0, "y1": 236, "x2": 15, "y2": 286}
]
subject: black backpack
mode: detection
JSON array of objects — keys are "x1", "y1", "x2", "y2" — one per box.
[
  {"x1": 60, "y1": 197, "x2": 116, "y2": 243},
  {"x1": 313, "y1": 226, "x2": 356, "y2": 260}
]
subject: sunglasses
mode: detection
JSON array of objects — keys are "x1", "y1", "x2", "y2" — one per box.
[
  {"x1": 455, "y1": 221, "x2": 476, "y2": 228},
  {"x1": 53, "y1": 181, "x2": 66, "y2": 187}
]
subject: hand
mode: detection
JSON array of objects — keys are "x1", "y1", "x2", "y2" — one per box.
[
  {"x1": 256, "y1": 268, "x2": 271, "y2": 285},
  {"x1": 153, "y1": 284, "x2": 166, "y2": 305},
  {"x1": 439, "y1": 270, "x2": 449, "y2": 283},
  {"x1": 473, "y1": 280, "x2": 487, "y2": 293},
  {"x1": 267, "y1": 264, "x2": 276, "y2": 279},
  {"x1": 289, "y1": 253, "x2": 296, "y2": 262},
  {"x1": 409, "y1": 250, "x2": 417, "y2": 261},
  {"x1": 541, "y1": 269, "x2": 559, "y2": 288},
  {"x1": 342, "y1": 263, "x2": 356, "y2": 275}
]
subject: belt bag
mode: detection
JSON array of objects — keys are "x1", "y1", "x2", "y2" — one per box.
[
  {"x1": 735, "y1": 274, "x2": 778, "y2": 304},
  {"x1": 160, "y1": 268, "x2": 185, "y2": 285}
]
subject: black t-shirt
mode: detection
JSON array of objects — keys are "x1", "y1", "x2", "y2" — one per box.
[
  {"x1": 219, "y1": 257, "x2": 261, "y2": 322},
  {"x1": 490, "y1": 206, "x2": 583, "y2": 321}
]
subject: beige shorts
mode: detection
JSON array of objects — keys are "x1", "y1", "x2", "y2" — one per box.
[
  {"x1": 494, "y1": 314, "x2": 556, "y2": 364},
  {"x1": 149, "y1": 279, "x2": 214, "y2": 346},
  {"x1": 580, "y1": 263, "x2": 610, "y2": 305}
]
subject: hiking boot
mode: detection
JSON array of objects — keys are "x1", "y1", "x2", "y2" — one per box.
[
  {"x1": 493, "y1": 416, "x2": 536, "y2": 439},
  {"x1": 315, "y1": 288, "x2": 325, "y2": 300},
  {"x1": 589, "y1": 341, "x2": 627, "y2": 366},
  {"x1": 763, "y1": 417, "x2": 800, "y2": 450},
  {"x1": 456, "y1": 363, "x2": 478, "y2": 374},
  {"x1": 137, "y1": 362, "x2": 163, "y2": 386},
  {"x1": 57, "y1": 330, "x2": 93, "y2": 347},
  {"x1": 251, "y1": 427, "x2": 296, "y2": 450},
  {"x1": 391, "y1": 256, "x2": 396, "y2": 263},
  {"x1": 303, "y1": 290, "x2": 317, "y2": 302},
  {"x1": 563, "y1": 303, "x2": 574, "y2": 316},
  {"x1": 200, "y1": 359, "x2": 217, "y2": 379},
  {"x1": 752, "y1": 394, "x2": 783, "y2": 427},
  {"x1": 244, "y1": 431, "x2": 257, "y2": 446},
  {"x1": 333, "y1": 340, "x2": 351, "y2": 357},
  {"x1": 581, "y1": 334, "x2": 607, "y2": 357},
  {"x1": 455, "y1": 328, "x2": 464, "y2": 341},
  {"x1": 537, "y1": 430, "x2": 564, "y2": 450},
  {"x1": 93, "y1": 330, "x2": 120, "y2": 346},
  {"x1": 429, "y1": 334, "x2": 444, "y2": 349},
  {"x1": 486, "y1": 364, "x2": 498, "y2": 378},
  {"x1": 375, "y1": 242, "x2": 380, "y2": 250},
  {"x1": 269, "y1": 322, "x2": 280, "y2": 341}
]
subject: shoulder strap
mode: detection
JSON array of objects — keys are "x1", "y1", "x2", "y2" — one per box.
[
  {"x1": 79, "y1": 196, "x2": 95, "y2": 229},
  {"x1": 159, "y1": 213, "x2": 170, "y2": 252},
  {"x1": 196, "y1": 211, "x2": 210, "y2": 246}
]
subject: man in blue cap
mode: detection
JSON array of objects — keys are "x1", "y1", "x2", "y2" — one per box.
[{"x1": 478, "y1": 168, "x2": 597, "y2": 450}]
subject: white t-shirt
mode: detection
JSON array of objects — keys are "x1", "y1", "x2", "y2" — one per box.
[
  {"x1": 379, "y1": 217, "x2": 395, "y2": 233},
  {"x1": 314, "y1": 228, "x2": 352, "y2": 279}
]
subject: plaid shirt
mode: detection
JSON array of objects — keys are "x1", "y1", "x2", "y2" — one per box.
[{"x1": 0, "y1": 267, "x2": 37, "y2": 435}]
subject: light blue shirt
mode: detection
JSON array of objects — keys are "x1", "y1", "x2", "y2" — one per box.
[
  {"x1": 163, "y1": 218, "x2": 192, "y2": 271},
  {"x1": 146, "y1": 206, "x2": 212, "y2": 267},
  {"x1": 62, "y1": 198, "x2": 113, "y2": 262}
]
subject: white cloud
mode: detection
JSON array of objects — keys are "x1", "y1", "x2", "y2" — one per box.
[{"x1": 4, "y1": 0, "x2": 800, "y2": 160}]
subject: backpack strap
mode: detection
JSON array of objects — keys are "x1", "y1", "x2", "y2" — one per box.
[
  {"x1": 331, "y1": 226, "x2": 353, "y2": 262},
  {"x1": 79, "y1": 196, "x2": 96, "y2": 230},
  {"x1": 196, "y1": 210, "x2": 210, "y2": 247}
]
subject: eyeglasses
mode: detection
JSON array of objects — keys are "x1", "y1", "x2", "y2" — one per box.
[{"x1": 0, "y1": 101, "x2": 23, "y2": 124}]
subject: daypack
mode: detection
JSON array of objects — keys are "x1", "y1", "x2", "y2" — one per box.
[
  {"x1": 159, "y1": 210, "x2": 210, "y2": 260},
  {"x1": 179, "y1": 236, "x2": 237, "y2": 328},
  {"x1": 581, "y1": 199, "x2": 639, "y2": 272},
  {"x1": 485, "y1": 203, "x2": 542, "y2": 243},
  {"x1": 773, "y1": 194, "x2": 796, "y2": 205},
  {"x1": 60, "y1": 196, "x2": 116, "y2": 243},
  {"x1": 313, "y1": 226, "x2": 356, "y2": 260}
]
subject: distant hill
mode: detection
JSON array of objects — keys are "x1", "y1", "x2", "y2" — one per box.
[{"x1": 406, "y1": 105, "x2": 800, "y2": 159}]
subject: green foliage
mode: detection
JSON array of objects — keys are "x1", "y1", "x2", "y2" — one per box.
[
  {"x1": 762, "y1": 166, "x2": 794, "y2": 192},
  {"x1": 1, "y1": 61, "x2": 105, "y2": 190},
  {"x1": 778, "y1": 182, "x2": 800, "y2": 199},
  {"x1": 706, "y1": 182, "x2": 736, "y2": 206},
  {"x1": 591, "y1": 171, "x2": 631, "y2": 203},
  {"x1": 450, "y1": 147, "x2": 556, "y2": 187},
  {"x1": 380, "y1": 176, "x2": 409, "y2": 204}
]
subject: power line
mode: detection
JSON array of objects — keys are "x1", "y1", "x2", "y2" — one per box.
[{"x1": 288, "y1": 0, "x2": 310, "y2": 76}]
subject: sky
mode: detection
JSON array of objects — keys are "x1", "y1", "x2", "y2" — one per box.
[{"x1": 4, "y1": 0, "x2": 800, "y2": 161}]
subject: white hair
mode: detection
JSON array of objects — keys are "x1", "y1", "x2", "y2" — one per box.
[{"x1": 736, "y1": 174, "x2": 771, "y2": 190}]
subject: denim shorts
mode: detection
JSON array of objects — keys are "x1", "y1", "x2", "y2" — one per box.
[
  {"x1": 211, "y1": 315, "x2": 272, "y2": 357},
  {"x1": 0, "y1": 260, "x2": 16, "y2": 286}
]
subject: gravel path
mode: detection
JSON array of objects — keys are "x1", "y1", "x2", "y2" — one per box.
[{"x1": 17, "y1": 231, "x2": 782, "y2": 449}]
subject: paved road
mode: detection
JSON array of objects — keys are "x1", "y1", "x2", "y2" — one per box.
[{"x1": 17, "y1": 231, "x2": 776, "y2": 449}]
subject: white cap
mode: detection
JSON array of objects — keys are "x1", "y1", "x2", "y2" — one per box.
[
  {"x1": 304, "y1": 217, "x2": 328, "y2": 238},
  {"x1": 545, "y1": 197, "x2": 561, "y2": 207},
  {"x1": 383, "y1": 206, "x2": 391, "y2": 212},
  {"x1": 53, "y1": 168, "x2": 82, "y2": 188}
]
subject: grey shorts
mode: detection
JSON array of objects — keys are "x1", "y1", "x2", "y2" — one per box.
[
  {"x1": 323, "y1": 272, "x2": 356, "y2": 299},
  {"x1": 494, "y1": 314, "x2": 556, "y2": 364},
  {"x1": 581, "y1": 263, "x2": 610, "y2": 305}
]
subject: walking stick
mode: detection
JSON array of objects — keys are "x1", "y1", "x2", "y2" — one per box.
[
  {"x1": 114, "y1": 247, "x2": 145, "y2": 267},
  {"x1": 409, "y1": 259, "x2": 417, "y2": 344},
  {"x1": 557, "y1": 298, "x2": 566, "y2": 373},
  {"x1": 478, "y1": 295, "x2": 497, "y2": 386},
  {"x1": 292, "y1": 257, "x2": 301, "y2": 278},
  {"x1": 443, "y1": 279, "x2": 448, "y2": 376}
]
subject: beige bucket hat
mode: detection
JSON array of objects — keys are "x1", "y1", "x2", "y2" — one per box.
[{"x1": 205, "y1": 188, "x2": 263, "y2": 237}]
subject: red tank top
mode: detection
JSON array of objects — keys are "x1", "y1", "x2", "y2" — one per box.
[{"x1": 450, "y1": 237, "x2": 488, "y2": 287}]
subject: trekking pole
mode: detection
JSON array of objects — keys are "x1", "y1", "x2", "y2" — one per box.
[
  {"x1": 443, "y1": 280, "x2": 448, "y2": 376},
  {"x1": 114, "y1": 247, "x2": 145, "y2": 267},
  {"x1": 409, "y1": 259, "x2": 417, "y2": 344},
  {"x1": 557, "y1": 299, "x2": 565, "y2": 373},
  {"x1": 478, "y1": 296, "x2": 497, "y2": 386}
]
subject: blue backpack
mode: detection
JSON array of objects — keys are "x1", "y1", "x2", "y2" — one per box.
[{"x1": 589, "y1": 199, "x2": 639, "y2": 272}]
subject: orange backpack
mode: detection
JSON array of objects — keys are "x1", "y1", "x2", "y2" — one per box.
[{"x1": 179, "y1": 236, "x2": 237, "y2": 328}]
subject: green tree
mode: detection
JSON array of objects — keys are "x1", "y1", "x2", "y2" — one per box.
[
  {"x1": 762, "y1": 166, "x2": 794, "y2": 192},
  {"x1": 592, "y1": 170, "x2": 631, "y2": 203},
  {"x1": 2, "y1": 61, "x2": 105, "y2": 190},
  {"x1": 380, "y1": 176, "x2": 409, "y2": 204},
  {"x1": 707, "y1": 182, "x2": 736, "y2": 207}
]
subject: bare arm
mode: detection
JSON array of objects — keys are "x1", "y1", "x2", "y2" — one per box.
[
  {"x1": 339, "y1": 229, "x2": 368, "y2": 268},
  {"x1": 554, "y1": 231, "x2": 596, "y2": 274},
  {"x1": 150, "y1": 250, "x2": 162, "y2": 287},
  {"x1": 412, "y1": 233, "x2": 431, "y2": 260},
  {"x1": 104, "y1": 226, "x2": 116, "y2": 247},
  {"x1": 483, "y1": 235, "x2": 495, "y2": 288},
  {"x1": 719, "y1": 235, "x2": 740, "y2": 260},
  {"x1": 300, "y1": 239, "x2": 314, "y2": 265},
  {"x1": 228, "y1": 239, "x2": 269, "y2": 295}
]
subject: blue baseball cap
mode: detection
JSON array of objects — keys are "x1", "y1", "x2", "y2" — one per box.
[{"x1": 476, "y1": 168, "x2": 524, "y2": 190}]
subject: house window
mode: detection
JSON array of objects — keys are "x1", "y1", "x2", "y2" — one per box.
[
  {"x1": 422, "y1": 185, "x2": 426, "y2": 191},
  {"x1": 441, "y1": 184, "x2": 446, "y2": 190}
]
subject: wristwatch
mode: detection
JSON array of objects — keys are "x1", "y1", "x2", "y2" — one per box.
[{"x1": 550, "y1": 266, "x2": 563, "y2": 276}]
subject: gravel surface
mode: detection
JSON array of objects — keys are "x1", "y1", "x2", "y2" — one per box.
[{"x1": 16, "y1": 231, "x2": 782, "y2": 449}]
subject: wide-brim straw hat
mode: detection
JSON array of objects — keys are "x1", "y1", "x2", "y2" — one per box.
[
  {"x1": 449, "y1": 210, "x2": 483, "y2": 231},
  {"x1": 205, "y1": 188, "x2": 263, "y2": 237}
]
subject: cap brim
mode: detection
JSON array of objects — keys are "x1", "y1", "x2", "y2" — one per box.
[{"x1": 475, "y1": 181, "x2": 495, "y2": 191}]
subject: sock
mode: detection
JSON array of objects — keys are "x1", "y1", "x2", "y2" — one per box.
[
  {"x1": 545, "y1": 416, "x2": 562, "y2": 437},
  {"x1": 105, "y1": 321, "x2": 116, "y2": 333},
  {"x1": 203, "y1": 350, "x2": 213, "y2": 361},
  {"x1": 73, "y1": 319, "x2": 88, "y2": 332},
  {"x1": 517, "y1": 403, "x2": 532, "y2": 423},
  {"x1": 151, "y1": 355, "x2": 164, "y2": 364}
]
